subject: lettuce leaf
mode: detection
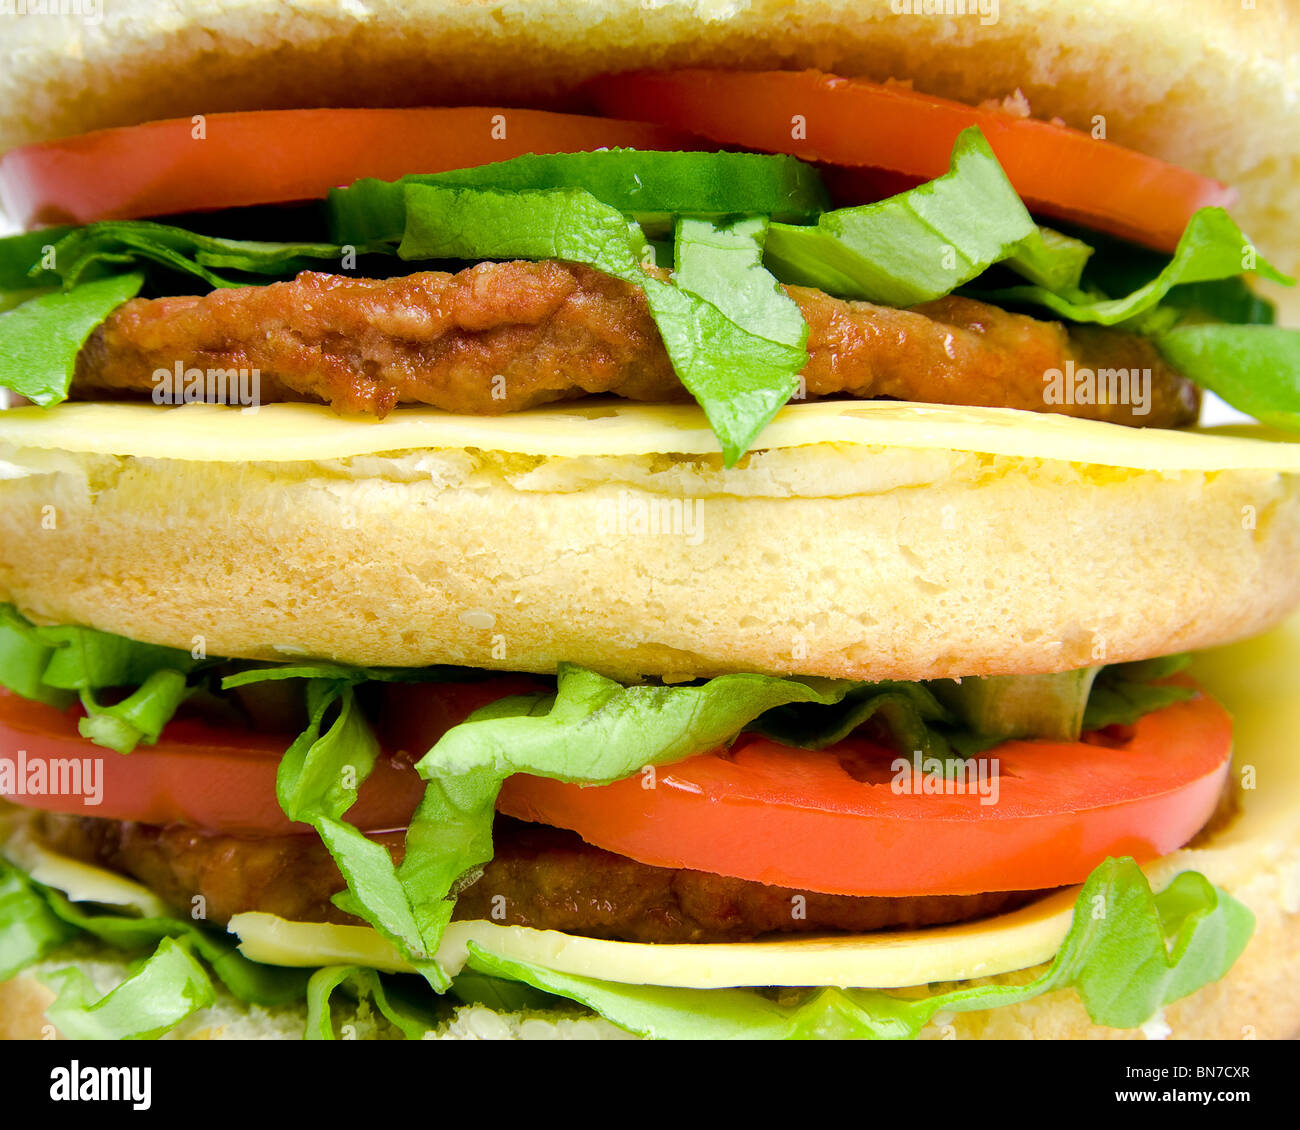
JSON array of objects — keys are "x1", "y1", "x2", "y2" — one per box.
[
  {"x1": 763, "y1": 128, "x2": 1038, "y2": 305},
  {"x1": 259, "y1": 677, "x2": 451, "y2": 990},
  {"x1": 0, "y1": 605, "x2": 202, "y2": 753},
  {"x1": 0, "y1": 272, "x2": 144, "y2": 407},
  {"x1": 973, "y1": 207, "x2": 1292, "y2": 326},
  {"x1": 0, "y1": 864, "x2": 78, "y2": 980},
  {"x1": 394, "y1": 665, "x2": 857, "y2": 968},
  {"x1": 1082, "y1": 654, "x2": 1195, "y2": 731},
  {"x1": 0, "y1": 857, "x2": 311, "y2": 1038},
  {"x1": 304, "y1": 965, "x2": 440, "y2": 1040},
  {"x1": 750, "y1": 679, "x2": 998, "y2": 758},
  {"x1": 328, "y1": 149, "x2": 830, "y2": 244},
  {"x1": 465, "y1": 857, "x2": 1253, "y2": 1039},
  {"x1": 8, "y1": 222, "x2": 362, "y2": 292},
  {"x1": 39, "y1": 937, "x2": 216, "y2": 1041},
  {"x1": 1155, "y1": 324, "x2": 1300, "y2": 432},
  {"x1": 396, "y1": 182, "x2": 806, "y2": 464},
  {"x1": 1003, "y1": 226, "x2": 1095, "y2": 293}
]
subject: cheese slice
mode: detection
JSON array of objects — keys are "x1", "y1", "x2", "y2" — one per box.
[
  {"x1": 0, "y1": 819, "x2": 169, "y2": 918},
  {"x1": 2, "y1": 399, "x2": 1300, "y2": 472},
  {"x1": 9, "y1": 614, "x2": 1299, "y2": 991}
]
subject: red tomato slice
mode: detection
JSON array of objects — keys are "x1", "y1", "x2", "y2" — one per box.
[
  {"x1": 0, "y1": 689, "x2": 423, "y2": 835},
  {"x1": 586, "y1": 70, "x2": 1237, "y2": 253},
  {"x1": 0, "y1": 107, "x2": 698, "y2": 228},
  {"x1": 497, "y1": 680, "x2": 1232, "y2": 896},
  {"x1": 0, "y1": 678, "x2": 548, "y2": 836}
]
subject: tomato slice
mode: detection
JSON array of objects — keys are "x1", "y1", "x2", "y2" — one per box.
[
  {"x1": 497, "y1": 681, "x2": 1232, "y2": 896},
  {"x1": 0, "y1": 107, "x2": 698, "y2": 228},
  {"x1": 0, "y1": 689, "x2": 422, "y2": 835},
  {"x1": 2, "y1": 678, "x2": 1231, "y2": 900},
  {"x1": 586, "y1": 70, "x2": 1237, "y2": 253},
  {"x1": 0, "y1": 678, "x2": 547, "y2": 836}
]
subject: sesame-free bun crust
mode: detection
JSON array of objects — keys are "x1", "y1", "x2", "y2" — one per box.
[
  {"x1": 1, "y1": 427, "x2": 1299, "y2": 682},
  {"x1": 1, "y1": 0, "x2": 1297, "y2": 289}
]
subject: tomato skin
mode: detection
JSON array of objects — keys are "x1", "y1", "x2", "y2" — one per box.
[
  {"x1": 497, "y1": 682, "x2": 1232, "y2": 897},
  {"x1": 3, "y1": 679, "x2": 1231, "y2": 899},
  {"x1": 0, "y1": 689, "x2": 423, "y2": 835},
  {"x1": 0, "y1": 107, "x2": 698, "y2": 228},
  {"x1": 0, "y1": 679, "x2": 548, "y2": 836},
  {"x1": 586, "y1": 70, "x2": 1237, "y2": 253}
]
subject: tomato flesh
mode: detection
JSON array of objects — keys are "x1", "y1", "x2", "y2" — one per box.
[
  {"x1": 497, "y1": 680, "x2": 1231, "y2": 896},
  {"x1": 0, "y1": 107, "x2": 698, "y2": 228},
  {"x1": 1, "y1": 680, "x2": 1230, "y2": 898},
  {"x1": 586, "y1": 69, "x2": 1237, "y2": 253},
  {"x1": 0, "y1": 689, "x2": 422, "y2": 835}
]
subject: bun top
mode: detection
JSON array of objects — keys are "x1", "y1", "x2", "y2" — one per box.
[{"x1": 3, "y1": 0, "x2": 1297, "y2": 283}]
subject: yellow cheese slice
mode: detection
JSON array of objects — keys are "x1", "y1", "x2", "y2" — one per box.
[
  {"x1": 2, "y1": 399, "x2": 1300, "y2": 472},
  {"x1": 9, "y1": 613, "x2": 1299, "y2": 991}
]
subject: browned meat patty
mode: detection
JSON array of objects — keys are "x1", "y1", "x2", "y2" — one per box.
[
  {"x1": 74, "y1": 260, "x2": 1199, "y2": 428},
  {"x1": 35, "y1": 813, "x2": 1041, "y2": 944}
]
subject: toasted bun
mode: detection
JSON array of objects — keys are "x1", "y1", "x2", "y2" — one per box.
[
  {"x1": 2, "y1": 0, "x2": 1297, "y2": 285},
  {"x1": 1, "y1": 428, "x2": 1298, "y2": 681}
]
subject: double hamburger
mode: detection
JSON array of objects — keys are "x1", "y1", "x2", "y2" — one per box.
[{"x1": 1, "y1": 0, "x2": 1298, "y2": 1040}]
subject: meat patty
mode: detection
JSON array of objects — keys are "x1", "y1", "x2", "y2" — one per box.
[
  {"x1": 34, "y1": 813, "x2": 1042, "y2": 944},
  {"x1": 74, "y1": 261, "x2": 1199, "y2": 428}
]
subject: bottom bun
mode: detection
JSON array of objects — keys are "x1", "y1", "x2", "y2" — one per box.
[{"x1": 0, "y1": 894, "x2": 1294, "y2": 1040}]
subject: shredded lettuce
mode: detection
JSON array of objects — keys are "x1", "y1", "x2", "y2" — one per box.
[
  {"x1": 0, "y1": 605, "x2": 202, "y2": 753},
  {"x1": 39, "y1": 937, "x2": 217, "y2": 1040},
  {"x1": 465, "y1": 858, "x2": 1254, "y2": 1039}
]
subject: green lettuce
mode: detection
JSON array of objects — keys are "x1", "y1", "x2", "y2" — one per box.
[
  {"x1": 0, "y1": 605, "x2": 202, "y2": 752},
  {"x1": 1082, "y1": 654, "x2": 1196, "y2": 731},
  {"x1": 0, "y1": 272, "x2": 144, "y2": 407},
  {"x1": 762, "y1": 128, "x2": 1039, "y2": 305},
  {"x1": 396, "y1": 181, "x2": 806, "y2": 464},
  {"x1": 974, "y1": 207, "x2": 1293, "y2": 326},
  {"x1": 465, "y1": 857, "x2": 1253, "y2": 1039},
  {"x1": 328, "y1": 149, "x2": 830, "y2": 244},
  {"x1": 1156, "y1": 324, "x2": 1300, "y2": 432},
  {"x1": 750, "y1": 679, "x2": 999, "y2": 758},
  {"x1": 0, "y1": 864, "x2": 78, "y2": 980},
  {"x1": 0, "y1": 858, "x2": 312, "y2": 1038},
  {"x1": 40, "y1": 937, "x2": 216, "y2": 1041},
  {"x1": 304, "y1": 965, "x2": 441, "y2": 1040},
  {"x1": 3, "y1": 221, "x2": 364, "y2": 293}
]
